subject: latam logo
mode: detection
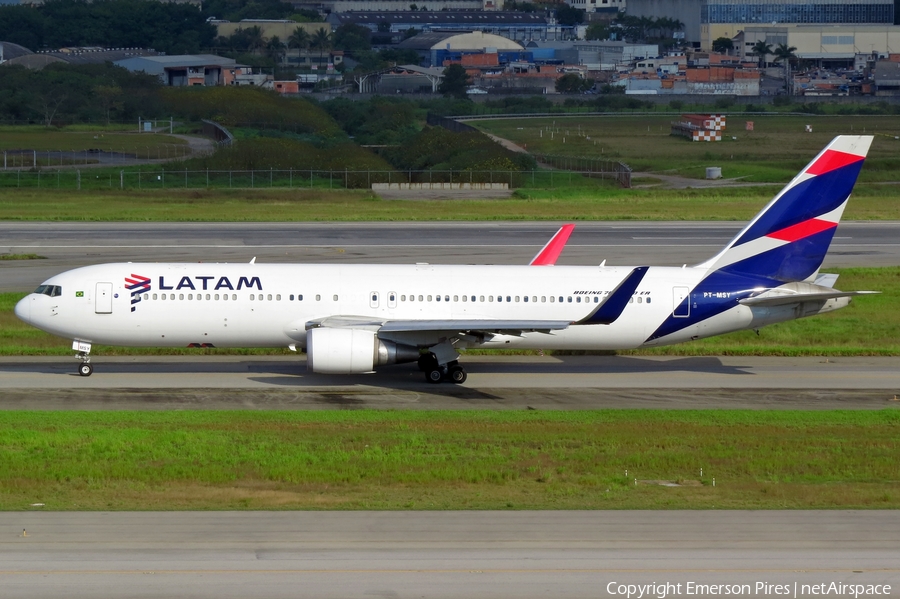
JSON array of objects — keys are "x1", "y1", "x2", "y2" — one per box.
[
  {"x1": 125, "y1": 274, "x2": 151, "y2": 312},
  {"x1": 159, "y1": 275, "x2": 262, "y2": 291}
]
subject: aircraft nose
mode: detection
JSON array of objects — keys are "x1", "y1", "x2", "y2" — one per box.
[{"x1": 14, "y1": 295, "x2": 31, "y2": 324}]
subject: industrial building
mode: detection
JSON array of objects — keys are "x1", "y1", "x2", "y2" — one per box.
[{"x1": 114, "y1": 55, "x2": 244, "y2": 86}]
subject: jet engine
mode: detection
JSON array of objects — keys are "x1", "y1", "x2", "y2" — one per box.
[{"x1": 306, "y1": 327, "x2": 420, "y2": 374}]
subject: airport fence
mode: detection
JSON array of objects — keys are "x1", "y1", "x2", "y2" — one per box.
[{"x1": 0, "y1": 167, "x2": 627, "y2": 191}]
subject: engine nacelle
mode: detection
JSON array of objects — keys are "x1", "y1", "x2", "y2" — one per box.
[{"x1": 306, "y1": 327, "x2": 420, "y2": 374}]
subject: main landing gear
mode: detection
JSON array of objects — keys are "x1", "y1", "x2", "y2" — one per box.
[
  {"x1": 73, "y1": 340, "x2": 93, "y2": 377},
  {"x1": 418, "y1": 353, "x2": 467, "y2": 385}
]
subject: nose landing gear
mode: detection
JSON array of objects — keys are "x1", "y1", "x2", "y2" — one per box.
[{"x1": 73, "y1": 340, "x2": 93, "y2": 377}]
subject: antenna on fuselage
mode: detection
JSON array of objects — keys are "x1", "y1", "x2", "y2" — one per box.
[{"x1": 250, "y1": 257, "x2": 257, "y2": 264}]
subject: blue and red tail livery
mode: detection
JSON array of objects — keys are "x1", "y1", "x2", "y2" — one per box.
[{"x1": 698, "y1": 136, "x2": 872, "y2": 283}]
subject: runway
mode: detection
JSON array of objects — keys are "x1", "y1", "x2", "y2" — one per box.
[
  {"x1": 2, "y1": 221, "x2": 899, "y2": 291},
  {"x1": 1, "y1": 355, "x2": 899, "y2": 410},
  {"x1": 2, "y1": 511, "x2": 898, "y2": 599}
]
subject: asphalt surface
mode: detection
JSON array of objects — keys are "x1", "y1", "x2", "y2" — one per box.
[
  {"x1": 2, "y1": 511, "x2": 898, "y2": 599},
  {"x1": 1, "y1": 356, "x2": 899, "y2": 410},
  {"x1": 2, "y1": 221, "x2": 899, "y2": 291}
]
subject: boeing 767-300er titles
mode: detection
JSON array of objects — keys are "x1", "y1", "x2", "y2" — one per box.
[{"x1": 15, "y1": 136, "x2": 877, "y2": 383}]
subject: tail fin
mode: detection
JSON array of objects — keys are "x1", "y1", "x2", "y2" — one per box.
[{"x1": 697, "y1": 135, "x2": 872, "y2": 282}]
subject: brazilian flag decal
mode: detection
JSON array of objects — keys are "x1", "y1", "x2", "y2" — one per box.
[{"x1": 75, "y1": 291, "x2": 84, "y2": 297}]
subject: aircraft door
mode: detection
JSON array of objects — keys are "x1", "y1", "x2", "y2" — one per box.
[
  {"x1": 95, "y1": 282, "x2": 113, "y2": 314},
  {"x1": 672, "y1": 286, "x2": 690, "y2": 318}
]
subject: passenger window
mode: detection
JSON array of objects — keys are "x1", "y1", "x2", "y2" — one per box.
[
  {"x1": 637, "y1": 297, "x2": 642, "y2": 304},
  {"x1": 153, "y1": 293, "x2": 158, "y2": 300},
  {"x1": 444, "y1": 295, "x2": 449, "y2": 302},
  {"x1": 161, "y1": 294, "x2": 166, "y2": 301},
  {"x1": 647, "y1": 297, "x2": 652, "y2": 304},
  {"x1": 232, "y1": 294, "x2": 237, "y2": 300},
  {"x1": 436, "y1": 295, "x2": 441, "y2": 302},
  {"x1": 541, "y1": 296, "x2": 546, "y2": 302},
  {"x1": 629, "y1": 297, "x2": 633, "y2": 303},
  {"x1": 497, "y1": 296, "x2": 502, "y2": 303},
  {"x1": 418, "y1": 295, "x2": 423, "y2": 301},
  {"x1": 401, "y1": 295, "x2": 406, "y2": 301},
  {"x1": 316, "y1": 294, "x2": 321, "y2": 301},
  {"x1": 507, "y1": 296, "x2": 511, "y2": 302},
  {"x1": 298, "y1": 294, "x2": 303, "y2": 301},
  {"x1": 290, "y1": 295, "x2": 294, "y2": 301},
  {"x1": 559, "y1": 296, "x2": 564, "y2": 302},
  {"x1": 550, "y1": 296, "x2": 555, "y2": 303},
  {"x1": 206, "y1": 294, "x2": 211, "y2": 300},
  {"x1": 533, "y1": 296, "x2": 537, "y2": 303},
  {"x1": 333, "y1": 295, "x2": 338, "y2": 301},
  {"x1": 179, "y1": 294, "x2": 184, "y2": 300},
  {"x1": 576, "y1": 297, "x2": 581, "y2": 303},
  {"x1": 276, "y1": 294, "x2": 281, "y2": 301},
  {"x1": 427, "y1": 295, "x2": 432, "y2": 302},
  {"x1": 250, "y1": 294, "x2": 255, "y2": 300},
  {"x1": 473, "y1": 296, "x2": 478, "y2": 302},
  {"x1": 144, "y1": 293, "x2": 149, "y2": 300},
  {"x1": 567, "y1": 297, "x2": 572, "y2": 303}
]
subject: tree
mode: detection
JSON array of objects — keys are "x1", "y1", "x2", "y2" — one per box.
[
  {"x1": 749, "y1": 40, "x2": 772, "y2": 69},
  {"x1": 556, "y1": 5, "x2": 584, "y2": 27},
  {"x1": 266, "y1": 35, "x2": 286, "y2": 64},
  {"x1": 438, "y1": 64, "x2": 471, "y2": 99},
  {"x1": 555, "y1": 73, "x2": 593, "y2": 93},
  {"x1": 332, "y1": 23, "x2": 371, "y2": 55},
  {"x1": 310, "y1": 27, "x2": 332, "y2": 64},
  {"x1": 94, "y1": 84, "x2": 123, "y2": 125},
  {"x1": 288, "y1": 26, "x2": 311, "y2": 50},
  {"x1": 584, "y1": 22, "x2": 610, "y2": 41},
  {"x1": 772, "y1": 42, "x2": 798, "y2": 93},
  {"x1": 712, "y1": 37, "x2": 733, "y2": 53}
]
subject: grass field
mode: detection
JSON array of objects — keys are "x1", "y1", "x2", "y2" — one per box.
[
  {"x1": 0, "y1": 410, "x2": 897, "y2": 510},
  {"x1": 473, "y1": 114, "x2": 900, "y2": 182},
  {"x1": 0, "y1": 125, "x2": 189, "y2": 160},
  {"x1": 2, "y1": 183, "x2": 900, "y2": 222},
  {"x1": 1, "y1": 267, "x2": 896, "y2": 356}
]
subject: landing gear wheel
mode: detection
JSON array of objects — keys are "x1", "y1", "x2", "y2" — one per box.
[
  {"x1": 448, "y1": 366, "x2": 467, "y2": 384},
  {"x1": 78, "y1": 363, "x2": 93, "y2": 377},
  {"x1": 426, "y1": 368, "x2": 444, "y2": 384}
]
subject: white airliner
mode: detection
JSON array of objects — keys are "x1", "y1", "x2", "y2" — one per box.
[{"x1": 15, "y1": 136, "x2": 876, "y2": 383}]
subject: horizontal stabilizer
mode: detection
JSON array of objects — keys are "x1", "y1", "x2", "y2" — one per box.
[{"x1": 740, "y1": 290, "x2": 878, "y2": 307}]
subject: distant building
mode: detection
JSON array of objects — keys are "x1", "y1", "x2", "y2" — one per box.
[
  {"x1": 526, "y1": 40, "x2": 658, "y2": 70},
  {"x1": 397, "y1": 31, "x2": 529, "y2": 66},
  {"x1": 214, "y1": 20, "x2": 330, "y2": 40},
  {"x1": 114, "y1": 54, "x2": 243, "y2": 86},
  {"x1": 0, "y1": 44, "x2": 158, "y2": 70},
  {"x1": 326, "y1": 11, "x2": 566, "y2": 43},
  {"x1": 873, "y1": 57, "x2": 900, "y2": 95}
]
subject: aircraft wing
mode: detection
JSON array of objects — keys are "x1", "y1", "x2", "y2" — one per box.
[
  {"x1": 307, "y1": 317, "x2": 570, "y2": 336},
  {"x1": 739, "y1": 290, "x2": 879, "y2": 307}
]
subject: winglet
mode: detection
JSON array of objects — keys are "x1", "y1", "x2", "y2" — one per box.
[
  {"x1": 578, "y1": 267, "x2": 649, "y2": 325},
  {"x1": 530, "y1": 224, "x2": 575, "y2": 266}
]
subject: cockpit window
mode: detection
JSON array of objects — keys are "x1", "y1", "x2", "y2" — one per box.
[{"x1": 33, "y1": 285, "x2": 62, "y2": 297}]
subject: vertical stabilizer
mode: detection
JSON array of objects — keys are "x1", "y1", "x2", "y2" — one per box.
[{"x1": 697, "y1": 135, "x2": 873, "y2": 282}]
